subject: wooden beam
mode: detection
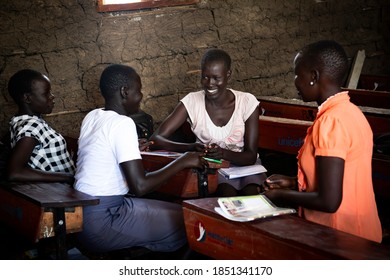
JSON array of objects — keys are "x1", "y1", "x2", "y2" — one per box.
[{"x1": 346, "y1": 49, "x2": 366, "y2": 89}]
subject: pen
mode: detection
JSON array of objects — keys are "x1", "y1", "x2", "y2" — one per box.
[{"x1": 203, "y1": 157, "x2": 222, "y2": 164}]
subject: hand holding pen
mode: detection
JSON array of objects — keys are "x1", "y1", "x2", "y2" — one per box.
[
  {"x1": 205, "y1": 143, "x2": 224, "y2": 161},
  {"x1": 192, "y1": 142, "x2": 208, "y2": 152}
]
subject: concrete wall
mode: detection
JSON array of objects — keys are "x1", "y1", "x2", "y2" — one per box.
[{"x1": 1, "y1": 0, "x2": 389, "y2": 138}]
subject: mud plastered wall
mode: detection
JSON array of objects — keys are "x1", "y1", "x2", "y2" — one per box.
[{"x1": 0, "y1": 0, "x2": 389, "y2": 138}]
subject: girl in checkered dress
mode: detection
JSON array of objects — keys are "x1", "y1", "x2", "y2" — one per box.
[{"x1": 7, "y1": 69, "x2": 75, "y2": 184}]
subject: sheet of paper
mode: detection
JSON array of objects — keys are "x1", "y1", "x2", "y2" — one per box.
[{"x1": 141, "y1": 151, "x2": 182, "y2": 157}]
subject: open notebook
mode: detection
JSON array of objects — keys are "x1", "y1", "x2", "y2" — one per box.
[{"x1": 215, "y1": 195, "x2": 296, "y2": 222}]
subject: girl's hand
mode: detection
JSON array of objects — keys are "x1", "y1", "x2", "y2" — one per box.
[
  {"x1": 205, "y1": 143, "x2": 224, "y2": 159},
  {"x1": 179, "y1": 152, "x2": 208, "y2": 170},
  {"x1": 191, "y1": 143, "x2": 207, "y2": 152},
  {"x1": 138, "y1": 139, "x2": 153, "y2": 151},
  {"x1": 262, "y1": 174, "x2": 297, "y2": 191}
]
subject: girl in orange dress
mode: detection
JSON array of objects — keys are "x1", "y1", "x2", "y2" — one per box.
[{"x1": 263, "y1": 40, "x2": 382, "y2": 243}]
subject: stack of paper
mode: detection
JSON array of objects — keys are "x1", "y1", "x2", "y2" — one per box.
[{"x1": 218, "y1": 164, "x2": 267, "y2": 179}]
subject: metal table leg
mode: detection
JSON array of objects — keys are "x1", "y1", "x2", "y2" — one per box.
[
  {"x1": 52, "y1": 208, "x2": 68, "y2": 259},
  {"x1": 196, "y1": 168, "x2": 217, "y2": 198}
]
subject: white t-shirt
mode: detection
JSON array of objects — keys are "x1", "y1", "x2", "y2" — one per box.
[
  {"x1": 181, "y1": 89, "x2": 259, "y2": 152},
  {"x1": 74, "y1": 109, "x2": 141, "y2": 196}
]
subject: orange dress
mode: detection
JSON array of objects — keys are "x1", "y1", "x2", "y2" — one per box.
[{"x1": 297, "y1": 91, "x2": 382, "y2": 242}]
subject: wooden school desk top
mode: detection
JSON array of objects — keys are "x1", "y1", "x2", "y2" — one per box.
[
  {"x1": 182, "y1": 197, "x2": 390, "y2": 260},
  {"x1": 7, "y1": 182, "x2": 99, "y2": 208}
]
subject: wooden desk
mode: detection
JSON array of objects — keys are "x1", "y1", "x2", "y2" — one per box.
[
  {"x1": 358, "y1": 74, "x2": 390, "y2": 92},
  {"x1": 258, "y1": 96, "x2": 390, "y2": 134},
  {"x1": 142, "y1": 152, "x2": 229, "y2": 198},
  {"x1": 0, "y1": 182, "x2": 99, "y2": 259},
  {"x1": 258, "y1": 115, "x2": 311, "y2": 155},
  {"x1": 345, "y1": 88, "x2": 390, "y2": 109},
  {"x1": 182, "y1": 197, "x2": 390, "y2": 260},
  {"x1": 258, "y1": 96, "x2": 317, "y2": 121}
]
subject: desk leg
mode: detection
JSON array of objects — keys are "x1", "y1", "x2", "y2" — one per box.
[
  {"x1": 196, "y1": 169, "x2": 209, "y2": 198},
  {"x1": 53, "y1": 208, "x2": 68, "y2": 259}
]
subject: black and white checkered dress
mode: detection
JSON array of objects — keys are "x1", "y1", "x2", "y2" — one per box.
[{"x1": 9, "y1": 115, "x2": 75, "y2": 174}]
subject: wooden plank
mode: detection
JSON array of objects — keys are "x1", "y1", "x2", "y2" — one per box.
[
  {"x1": 346, "y1": 49, "x2": 366, "y2": 89},
  {"x1": 8, "y1": 182, "x2": 99, "y2": 208},
  {"x1": 183, "y1": 197, "x2": 390, "y2": 260}
]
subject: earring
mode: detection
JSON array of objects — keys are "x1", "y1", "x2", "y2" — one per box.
[{"x1": 310, "y1": 81, "x2": 314, "y2": 86}]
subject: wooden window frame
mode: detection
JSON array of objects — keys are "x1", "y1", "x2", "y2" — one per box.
[{"x1": 97, "y1": 0, "x2": 199, "y2": 13}]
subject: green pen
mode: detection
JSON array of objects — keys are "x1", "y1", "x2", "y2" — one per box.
[{"x1": 203, "y1": 157, "x2": 222, "y2": 164}]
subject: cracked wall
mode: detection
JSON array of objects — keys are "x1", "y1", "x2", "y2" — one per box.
[{"x1": 0, "y1": 0, "x2": 389, "y2": 138}]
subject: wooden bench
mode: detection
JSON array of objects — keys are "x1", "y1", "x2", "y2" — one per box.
[
  {"x1": 182, "y1": 197, "x2": 390, "y2": 259},
  {"x1": 0, "y1": 182, "x2": 99, "y2": 259}
]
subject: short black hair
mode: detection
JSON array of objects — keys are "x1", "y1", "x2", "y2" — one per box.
[
  {"x1": 8, "y1": 69, "x2": 46, "y2": 104},
  {"x1": 299, "y1": 40, "x2": 348, "y2": 85},
  {"x1": 99, "y1": 64, "x2": 139, "y2": 100},
  {"x1": 201, "y1": 48, "x2": 232, "y2": 71}
]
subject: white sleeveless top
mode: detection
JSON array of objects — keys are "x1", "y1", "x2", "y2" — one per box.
[{"x1": 181, "y1": 89, "x2": 259, "y2": 152}]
